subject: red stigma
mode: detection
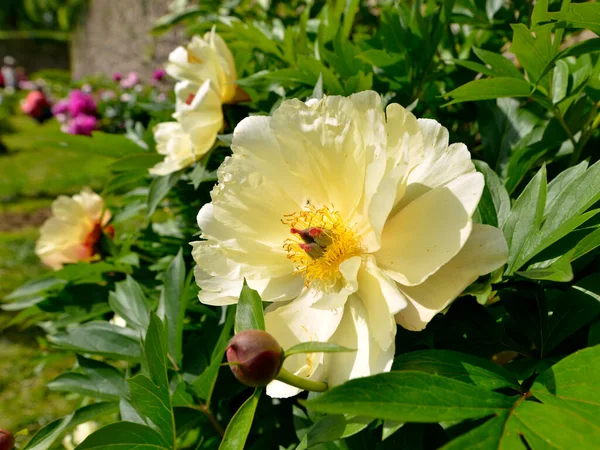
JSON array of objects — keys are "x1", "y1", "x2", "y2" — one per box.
[
  {"x1": 308, "y1": 227, "x2": 323, "y2": 237},
  {"x1": 185, "y1": 93, "x2": 195, "y2": 105},
  {"x1": 299, "y1": 243, "x2": 312, "y2": 252}
]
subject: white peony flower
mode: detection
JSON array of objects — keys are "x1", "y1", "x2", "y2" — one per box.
[
  {"x1": 166, "y1": 29, "x2": 237, "y2": 104},
  {"x1": 191, "y1": 91, "x2": 508, "y2": 397},
  {"x1": 36, "y1": 189, "x2": 112, "y2": 270},
  {"x1": 109, "y1": 314, "x2": 127, "y2": 328},
  {"x1": 62, "y1": 421, "x2": 98, "y2": 450}
]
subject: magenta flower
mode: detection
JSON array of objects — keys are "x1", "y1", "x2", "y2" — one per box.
[
  {"x1": 52, "y1": 99, "x2": 69, "y2": 116},
  {"x1": 112, "y1": 72, "x2": 123, "y2": 82},
  {"x1": 68, "y1": 90, "x2": 97, "y2": 117},
  {"x1": 152, "y1": 68, "x2": 166, "y2": 82},
  {"x1": 120, "y1": 72, "x2": 140, "y2": 89},
  {"x1": 67, "y1": 114, "x2": 97, "y2": 136}
]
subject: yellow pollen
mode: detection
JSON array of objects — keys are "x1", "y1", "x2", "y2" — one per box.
[
  {"x1": 283, "y1": 205, "x2": 362, "y2": 286},
  {"x1": 188, "y1": 53, "x2": 203, "y2": 64}
]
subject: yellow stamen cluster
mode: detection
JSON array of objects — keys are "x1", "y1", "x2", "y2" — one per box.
[{"x1": 283, "y1": 205, "x2": 362, "y2": 286}]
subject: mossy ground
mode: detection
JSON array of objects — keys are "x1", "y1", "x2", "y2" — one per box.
[{"x1": 0, "y1": 114, "x2": 111, "y2": 441}]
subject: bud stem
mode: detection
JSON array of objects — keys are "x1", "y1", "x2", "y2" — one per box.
[{"x1": 275, "y1": 367, "x2": 328, "y2": 392}]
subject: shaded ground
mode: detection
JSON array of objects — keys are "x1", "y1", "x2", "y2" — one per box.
[{"x1": 0, "y1": 114, "x2": 111, "y2": 438}]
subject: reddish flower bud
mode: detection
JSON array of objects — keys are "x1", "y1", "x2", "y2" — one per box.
[
  {"x1": 0, "y1": 429, "x2": 14, "y2": 450},
  {"x1": 226, "y1": 329, "x2": 283, "y2": 387}
]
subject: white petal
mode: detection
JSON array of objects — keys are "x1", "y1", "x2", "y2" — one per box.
[
  {"x1": 376, "y1": 172, "x2": 484, "y2": 285},
  {"x1": 327, "y1": 296, "x2": 395, "y2": 387},
  {"x1": 395, "y1": 224, "x2": 508, "y2": 331}
]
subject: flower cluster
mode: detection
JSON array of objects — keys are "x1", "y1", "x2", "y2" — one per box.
[
  {"x1": 191, "y1": 91, "x2": 508, "y2": 397},
  {"x1": 53, "y1": 89, "x2": 98, "y2": 136},
  {"x1": 149, "y1": 29, "x2": 241, "y2": 175}
]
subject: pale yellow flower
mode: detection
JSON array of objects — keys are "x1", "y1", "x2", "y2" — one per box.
[
  {"x1": 62, "y1": 421, "x2": 98, "y2": 450},
  {"x1": 150, "y1": 80, "x2": 223, "y2": 175},
  {"x1": 36, "y1": 189, "x2": 112, "y2": 270},
  {"x1": 166, "y1": 29, "x2": 237, "y2": 104},
  {"x1": 191, "y1": 91, "x2": 508, "y2": 397}
]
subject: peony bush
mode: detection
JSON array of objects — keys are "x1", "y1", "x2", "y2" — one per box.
[{"x1": 4, "y1": 1, "x2": 600, "y2": 449}]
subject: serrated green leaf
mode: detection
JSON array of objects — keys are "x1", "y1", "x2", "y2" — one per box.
[
  {"x1": 304, "y1": 371, "x2": 514, "y2": 422},
  {"x1": 235, "y1": 282, "x2": 265, "y2": 333},
  {"x1": 219, "y1": 388, "x2": 262, "y2": 450},
  {"x1": 392, "y1": 350, "x2": 520, "y2": 391}
]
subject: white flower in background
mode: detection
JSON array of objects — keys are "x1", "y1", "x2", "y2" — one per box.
[
  {"x1": 109, "y1": 314, "x2": 127, "y2": 328},
  {"x1": 166, "y1": 29, "x2": 238, "y2": 104},
  {"x1": 149, "y1": 80, "x2": 224, "y2": 175},
  {"x1": 36, "y1": 189, "x2": 112, "y2": 270},
  {"x1": 191, "y1": 91, "x2": 508, "y2": 397},
  {"x1": 62, "y1": 421, "x2": 98, "y2": 450}
]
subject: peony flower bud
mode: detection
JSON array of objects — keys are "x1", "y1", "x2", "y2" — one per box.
[
  {"x1": 226, "y1": 329, "x2": 283, "y2": 387},
  {"x1": 0, "y1": 429, "x2": 14, "y2": 450}
]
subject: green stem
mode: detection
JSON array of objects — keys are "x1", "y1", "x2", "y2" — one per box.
[
  {"x1": 569, "y1": 104, "x2": 600, "y2": 166},
  {"x1": 275, "y1": 368, "x2": 328, "y2": 392}
]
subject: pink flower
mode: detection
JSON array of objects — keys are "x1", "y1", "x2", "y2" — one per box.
[
  {"x1": 52, "y1": 99, "x2": 69, "y2": 115},
  {"x1": 21, "y1": 90, "x2": 52, "y2": 123},
  {"x1": 120, "y1": 72, "x2": 140, "y2": 88},
  {"x1": 67, "y1": 114, "x2": 97, "y2": 136}
]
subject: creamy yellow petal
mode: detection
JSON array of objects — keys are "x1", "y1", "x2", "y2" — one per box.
[
  {"x1": 376, "y1": 172, "x2": 484, "y2": 285},
  {"x1": 327, "y1": 296, "x2": 395, "y2": 387},
  {"x1": 395, "y1": 224, "x2": 508, "y2": 331}
]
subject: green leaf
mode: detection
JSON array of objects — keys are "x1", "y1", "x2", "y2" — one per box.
[
  {"x1": 392, "y1": 350, "x2": 520, "y2": 391},
  {"x1": 442, "y1": 402, "x2": 600, "y2": 449},
  {"x1": 108, "y1": 276, "x2": 150, "y2": 332},
  {"x1": 570, "y1": 226, "x2": 600, "y2": 261},
  {"x1": 47, "y1": 355, "x2": 127, "y2": 400},
  {"x1": 472, "y1": 47, "x2": 524, "y2": 79},
  {"x1": 473, "y1": 160, "x2": 510, "y2": 227},
  {"x1": 109, "y1": 153, "x2": 162, "y2": 172},
  {"x1": 550, "y1": 3, "x2": 600, "y2": 35},
  {"x1": 75, "y1": 422, "x2": 170, "y2": 450},
  {"x1": 191, "y1": 307, "x2": 235, "y2": 401},
  {"x1": 189, "y1": 163, "x2": 217, "y2": 189},
  {"x1": 49, "y1": 322, "x2": 142, "y2": 361},
  {"x1": 4, "y1": 277, "x2": 65, "y2": 301},
  {"x1": 235, "y1": 281, "x2": 265, "y2": 333},
  {"x1": 127, "y1": 375, "x2": 174, "y2": 443},
  {"x1": 33, "y1": 131, "x2": 145, "y2": 158},
  {"x1": 356, "y1": 49, "x2": 403, "y2": 68},
  {"x1": 127, "y1": 314, "x2": 175, "y2": 446},
  {"x1": 510, "y1": 23, "x2": 556, "y2": 84},
  {"x1": 445, "y1": 78, "x2": 531, "y2": 105},
  {"x1": 304, "y1": 371, "x2": 514, "y2": 422},
  {"x1": 285, "y1": 342, "x2": 356, "y2": 357},
  {"x1": 543, "y1": 275, "x2": 600, "y2": 353},
  {"x1": 304, "y1": 415, "x2": 371, "y2": 447},
  {"x1": 22, "y1": 402, "x2": 118, "y2": 450},
  {"x1": 531, "y1": 0, "x2": 549, "y2": 26},
  {"x1": 552, "y1": 59, "x2": 569, "y2": 103},
  {"x1": 157, "y1": 249, "x2": 186, "y2": 365},
  {"x1": 219, "y1": 388, "x2": 262, "y2": 450},
  {"x1": 516, "y1": 256, "x2": 573, "y2": 282},
  {"x1": 503, "y1": 165, "x2": 547, "y2": 274},
  {"x1": 147, "y1": 171, "x2": 182, "y2": 217}
]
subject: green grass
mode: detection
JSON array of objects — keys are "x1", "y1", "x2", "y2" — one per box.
[
  {"x1": 0, "y1": 114, "x2": 112, "y2": 438},
  {"x1": 0, "y1": 116, "x2": 112, "y2": 200}
]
